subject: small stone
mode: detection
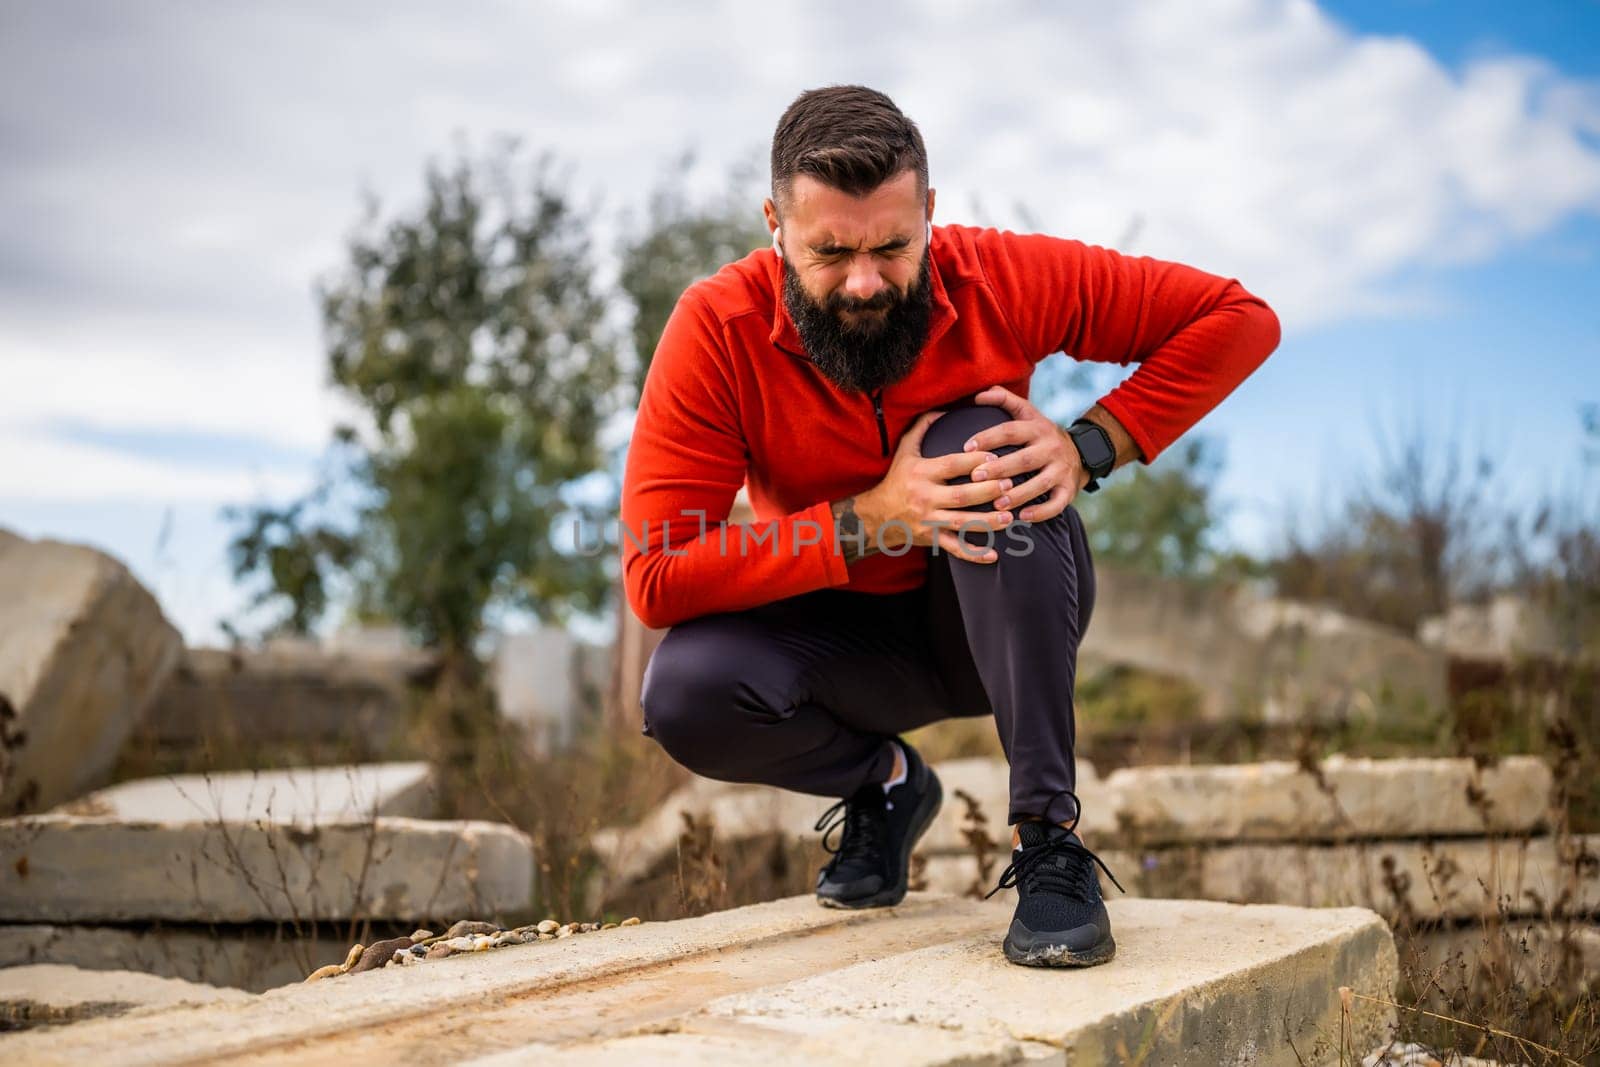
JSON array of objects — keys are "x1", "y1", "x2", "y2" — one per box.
[
  {"x1": 338, "y1": 943, "x2": 365, "y2": 972},
  {"x1": 601, "y1": 922, "x2": 617, "y2": 930},
  {"x1": 556, "y1": 926, "x2": 573, "y2": 938},
  {"x1": 537, "y1": 932, "x2": 555, "y2": 941},
  {"x1": 620, "y1": 917, "x2": 641, "y2": 926},
  {"x1": 409, "y1": 929, "x2": 434, "y2": 943},
  {"x1": 425, "y1": 944, "x2": 457, "y2": 960},
  {"x1": 493, "y1": 932, "x2": 524, "y2": 946},
  {"x1": 445, "y1": 919, "x2": 499, "y2": 939},
  {"x1": 536, "y1": 920, "x2": 559, "y2": 934},
  {"x1": 409, "y1": 944, "x2": 428, "y2": 957},
  {"x1": 351, "y1": 936, "x2": 416, "y2": 975},
  {"x1": 304, "y1": 963, "x2": 343, "y2": 982}
]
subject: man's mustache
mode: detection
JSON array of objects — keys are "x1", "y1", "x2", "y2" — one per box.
[{"x1": 826, "y1": 287, "x2": 902, "y2": 315}]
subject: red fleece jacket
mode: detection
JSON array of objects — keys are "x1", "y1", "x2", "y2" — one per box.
[{"x1": 621, "y1": 224, "x2": 1280, "y2": 629}]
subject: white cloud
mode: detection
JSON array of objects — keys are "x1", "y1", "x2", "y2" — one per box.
[{"x1": 1, "y1": 0, "x2": 1597, "y2": 624}]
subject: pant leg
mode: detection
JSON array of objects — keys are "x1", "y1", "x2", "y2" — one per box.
[
  {"x1": 639, "y1": 587, "x2": 962, "y2": 799},
  {"x1": 919, "y1": 404, "x2": 1097, "y2": 826}
]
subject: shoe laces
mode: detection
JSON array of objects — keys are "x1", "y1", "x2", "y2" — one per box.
[
  {"x1": 814, "y1": 787, "x2": 887, "y2": 871},
  {"x1": 984, "y1": 789, "x2": 1126, "y2": 901}
]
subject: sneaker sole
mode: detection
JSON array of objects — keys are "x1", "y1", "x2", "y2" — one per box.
[
  {"x1": 1002, "y1": 931, "x2": 1117, "y2": 968},
  {"x1": 816, "y1": 770, "x2": 944, "y2": 910}
]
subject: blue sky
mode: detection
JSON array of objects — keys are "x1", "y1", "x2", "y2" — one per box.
[{"x1": 2, "y1": 1, "x2": 1597, "y2": 644}]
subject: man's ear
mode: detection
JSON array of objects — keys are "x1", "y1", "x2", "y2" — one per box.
[{"x1": 926, "y1": 187, "x2": 937, "y2": 230}]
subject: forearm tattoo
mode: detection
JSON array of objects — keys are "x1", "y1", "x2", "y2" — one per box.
[{"x1": 831, "y1": 496, "x2": 877, "y2": 565}]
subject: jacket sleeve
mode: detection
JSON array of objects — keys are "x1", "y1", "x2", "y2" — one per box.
[
  {"x1": 972, "y1": 227, "x2": 1281, "y2": 465},
  {"x1": 620, "y1": 291, "x2": 849, "y2": 630}
]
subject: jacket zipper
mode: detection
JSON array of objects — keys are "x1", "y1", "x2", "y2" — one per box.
[{"x1": 870, "y1": 389, "x2": 889, "y2": 457}]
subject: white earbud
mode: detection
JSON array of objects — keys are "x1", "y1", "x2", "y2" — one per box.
[{"x1": 772, "y1": 226, "x2": 783, "y2": 261}]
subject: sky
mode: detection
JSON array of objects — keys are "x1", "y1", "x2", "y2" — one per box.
[{"x1": 2, "y1": 0, "x2": 1597, "y2": 645}]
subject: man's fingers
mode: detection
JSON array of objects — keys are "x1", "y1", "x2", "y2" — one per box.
[
  {"x1": 923, "y1": 450, "x2": 992, "y2": 480},
  {"x1": 933, "y1": 476, "x2": 1011, "y2": 510},
  {"x1": 928, "y1": 508, "x2": 1013, "y2": 534},
  {"x1": 907, "y1": 409, "x2": 947, "y2": 456},
  {"x1": 971, "y1": 443, "x2": 1050, "y2": 482},
  {"x1": 1002, "y1": 465, "x2": 1062, "y2": 512},
  {"x1": 972, "y1": 385, "x2": 1032, "y2": 422},
  {"x1": 936, "y1": 528, "x2": 997, "y2": 564},
  {"x1": 962, "y1": 419, "x2": 1035, "y2": 454},
  {"x1": 1019, "y1": 481, "x2": 1074, "y2": 524}
]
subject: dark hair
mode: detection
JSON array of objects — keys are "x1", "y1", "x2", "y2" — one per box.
[{"x1": 770, "y1": 85, "x2": 928, "y2": 211}]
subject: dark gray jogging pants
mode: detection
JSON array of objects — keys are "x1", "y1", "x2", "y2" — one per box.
[{"x1": 638, "y1": 404, "x2": 1096, "y2": 826}]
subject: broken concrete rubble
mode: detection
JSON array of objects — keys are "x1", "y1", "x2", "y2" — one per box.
[
  {"x1": 921, "y1": 833, "x2": 1600, "y2": 922},
  {"x1": 0, "y1": 529, "x2": 183, "y2": 813},
  {"x1": 593, "y1": 755, "x2": 1556, "y2": 906},
  {"x1": 0, "y1": 922, "x2": 355, "y2": 993},
  {"x1": 0, "y1": 964, "x2": 251, "y2": 1030},
  {"x1": 53, "y1": 762, "x2": 438, "y2": 823},
  {"x1": 0, "y1": 814, "x2": 535, "y2": 923},
  {"x1": 0, "y1": 893, "x2": 1398, "y2": 1065}
]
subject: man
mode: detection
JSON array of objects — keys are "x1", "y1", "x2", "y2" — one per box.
[{"x1": 621, "y1": 85, "x2": 1279, "y2": 967}]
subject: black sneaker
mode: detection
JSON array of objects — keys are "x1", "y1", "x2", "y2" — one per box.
[
  {"x1": 814, "y1": 740, "x2": 943, "y2": 909},
  {"x1": 987, "y1": 805, "x2": 1126, "y2": 967}
]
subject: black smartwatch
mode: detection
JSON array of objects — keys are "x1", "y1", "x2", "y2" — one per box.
[{"x1": 1067, "y1": 419, "x2": 1116, "y2": 493}]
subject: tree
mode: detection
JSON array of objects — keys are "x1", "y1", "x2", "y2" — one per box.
[
  {"x1": 228, "y1": 141, "x2": 624, "y2": 657},
  {"x1": 617, "y1": 153, "x2": 769, "y2": 396},
  {"x1": 1271, "y1": 414, "x2": 1497, "y2": 632},
  {"x1": 1074, "y1": 434, "x2": 1240, "y2": 582}
]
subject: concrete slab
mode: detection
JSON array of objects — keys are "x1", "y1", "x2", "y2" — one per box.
[
  {"x1": 707, "y1": 901, "x2": 1397, "y2": 1066},
  {"x1": 1099, "y1": 755, "x2": 1552, "y2": 845},
  {"x1": 0, "y1": 923, "x2": 360, "y2": 993},
  {"x1": 924, "y1": 835, "x2": 1600, "y2": 921},
  {"x1": 0, "y1": 529, "x2": 182, "y2": 813},
  {"x1": 589, "y1": 758, "x2": 1108, "y2": 889},
  {"x1": 0, "y1": 893, "x2": 1398, "y2": 1066},
  {"x1": 54, "y1": 763, "x2": 438, "y2": 823},
  {"x1": 0, "y1": 964, "x2": 251, "y2": 1030},
  {"x1": 592, "y1": 756, "x2": 1553, "y2": 901},
  {"x1": 0, "y1": 815, "x2": 534, "y2": 923}
]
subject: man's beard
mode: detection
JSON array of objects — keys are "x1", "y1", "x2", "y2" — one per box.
[{"x1": 782, "y1": 250, "x2": 933, "y2": 394}]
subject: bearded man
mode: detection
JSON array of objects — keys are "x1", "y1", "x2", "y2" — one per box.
[{"x1": 621, "y1": 85, "x2": 1279, "y2": 967}]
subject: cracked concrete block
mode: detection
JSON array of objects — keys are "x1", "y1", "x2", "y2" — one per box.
[
  {"x1": 54, "y1": 763, "x2": 438, "y2": 823},
  {"x1": 0, "y1": 894, "x2": 1398, "y2": 1067},
  {"x1": 0, "y1": 923, "x2": 358, "y2": 993},
  {"x1": 1099, "y1": 755, "x2": 1552, "y2": 845},
  {"x1": 0, "y1": 529, "x2": 183, "y2": 813},
  {"x1": 0, "y1": 964, "x2": 252, "y2": 1030},
  {"x1": 0, "y1": 815, "x2": 534, "y2": 922}
]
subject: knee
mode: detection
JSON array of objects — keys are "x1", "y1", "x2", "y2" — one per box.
[
  {"x1": 920, "y1": 405, "x2": 1011, "y2": 460},
  {"x1": 640, "y1": 618, "x2": 781, "y2": 776},
  {"x1": 639, "y1": 628, "x2": 724, "y2": 766}
]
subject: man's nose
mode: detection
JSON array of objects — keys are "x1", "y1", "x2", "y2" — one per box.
[{"x1": 842, "y1": 256, "x2": 885, "y2": 302}]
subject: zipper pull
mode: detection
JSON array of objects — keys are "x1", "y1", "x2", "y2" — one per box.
[{"x1": 870, "y1": 389, "x2": 889, "y2": 457}]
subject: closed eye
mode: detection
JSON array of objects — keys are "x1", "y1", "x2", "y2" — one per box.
[{"x1": 814, "y1": 238, "x2": 913, "y2": 257}]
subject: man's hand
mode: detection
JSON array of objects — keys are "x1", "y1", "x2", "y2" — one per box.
[
  {"x1": 853, "y1": 410, "x2": 1016, "y2": 564},
  {"x1": 965, "y1": 385, "x2": 1092, "y2": 524}
]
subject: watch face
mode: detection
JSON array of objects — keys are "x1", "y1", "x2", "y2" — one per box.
[{"x1": 1074, "y1": 425, "x2": 1114, "y2": 473}]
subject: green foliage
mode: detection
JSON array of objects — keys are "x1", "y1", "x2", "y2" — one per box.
[
  {"x1": 222, "y1": 497, "x2": 354, "y2": 636},
  {"x1": 1272, "y1": 418, "x2": 1497, "y2": 632},
  {"x1": 228, "y1": 142, "x2": 623, "y2": 651},
  {"x1": 617, "y1": 154, "x2": 768, "y2": 395},
  {"x1": 1075, "y1": 435, "x2": 1240, "y2": 582}
]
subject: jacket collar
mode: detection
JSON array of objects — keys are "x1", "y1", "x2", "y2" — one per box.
[{"x1": 766, "y1": 228, "x2": 958, "y2": 360}]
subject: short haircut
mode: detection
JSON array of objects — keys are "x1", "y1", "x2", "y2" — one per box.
[{"x1": 770, "y1": 85, "x2": 928, "y2": 212}]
